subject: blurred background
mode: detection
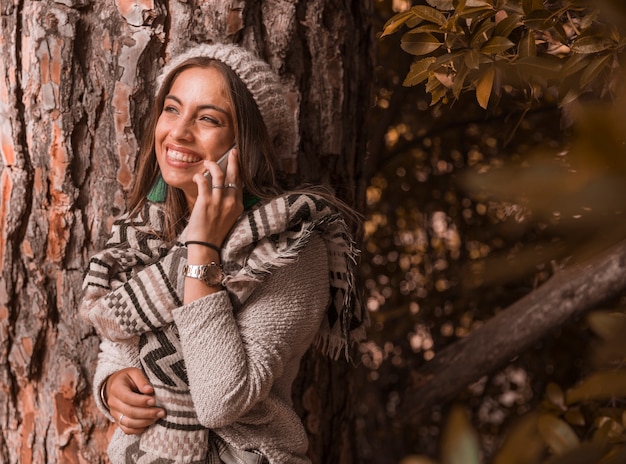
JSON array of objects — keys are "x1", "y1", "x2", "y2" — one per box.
[{"x1": 355, "y1": 1, "x2": 626, "y2": 463}]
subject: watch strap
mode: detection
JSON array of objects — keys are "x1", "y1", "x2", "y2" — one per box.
[{"x1": 183, "y1": 262, "x2": 224, "y2": 287}]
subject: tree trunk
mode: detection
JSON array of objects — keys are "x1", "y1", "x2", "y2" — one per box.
[{"x1": 0, "y1": 1, "x2": 372, "y2": 462}]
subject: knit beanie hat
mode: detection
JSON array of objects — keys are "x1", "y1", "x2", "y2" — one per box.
[{"x1": 156, "y1": 42, "x2": 298, "y2": 158}]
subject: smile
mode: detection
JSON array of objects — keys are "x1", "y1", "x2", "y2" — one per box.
[{"x1": 166, "y1": 148, "x2": 202, "y2": 164}]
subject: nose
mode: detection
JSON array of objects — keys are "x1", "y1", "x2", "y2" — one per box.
[{"x1": 169, "y1": 116, "x2": 194, "y2": 141}]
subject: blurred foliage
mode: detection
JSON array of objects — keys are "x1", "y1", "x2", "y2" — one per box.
[
  {"x1": 381, "y1": 0, "x2": 625, "y2": 111},
  {"x1": 357, "y1": 0, "x2": 626, "y2": 463}
]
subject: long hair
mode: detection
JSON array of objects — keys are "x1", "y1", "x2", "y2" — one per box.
[{"x1": 128, "y1": 56, "x2": 360, "y2": 241}]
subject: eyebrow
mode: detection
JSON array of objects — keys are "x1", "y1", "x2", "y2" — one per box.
[{"x1": 164, "y1": 94, "x2": 229, "y2": 115}]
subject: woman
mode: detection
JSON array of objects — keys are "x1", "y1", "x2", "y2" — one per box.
[{"x1": 79, "y1": 42, "x2": 365, "y2": 464}]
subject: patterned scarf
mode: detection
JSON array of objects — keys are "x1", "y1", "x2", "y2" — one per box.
[{"x1": 80, "y1": 193, "x2": 366, "y2": 463}]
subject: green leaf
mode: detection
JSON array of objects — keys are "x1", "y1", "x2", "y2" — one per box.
[
  {"x1": 518, "y1": 31, "x2": 536, "y2": 58},
  {"x1": 410, "y1": 5, "x2": 448, "y2": 26},
  {"x1": 475, "y1": 65, "x2": 495, "y2": 109},
  {"x1": 537, "y1": 414, "x2": 580, "y2": 455},
  {"x1": 580, "y1": 54, "x2": 612, "y2": 88},
  {"x1": 572, "y1": 36, "x2": 613, "y2": 54},
  {"x1": 494, "y1": 13, "x2": 522, "y2": 38},
  {"x1": 401, "y1": 32, "x2": 443, "y2": 56},
  {"x1": 403, "y1": 57, "x2": 437, "y2": 86},
  {"x1": 481, "y1": 36, "x2": 515, "y2": 54},
  {"x1": 381, "y1": 11, "x2": 416, "y2": 38},
  {"x1": 441, "y1": 406, "x2": 481, "y2": 464},
  {"x1": 565, "y1": 370, "x2": 626, "y2": 404}
]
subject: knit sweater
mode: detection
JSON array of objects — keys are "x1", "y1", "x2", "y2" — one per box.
[{"x1": 92, "y1": 233, "x2": 330, "y2": 463}]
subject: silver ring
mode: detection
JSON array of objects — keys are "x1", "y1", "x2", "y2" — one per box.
[
  {"x1": 225, "y1": 183, "x2": 237, "y2": 189},
  {"x1": 119, "y1": 413, "x2": 125, "y2": 426},
  {"x1": 211, "y1": 185, "x2": 225, "y2": 189}
]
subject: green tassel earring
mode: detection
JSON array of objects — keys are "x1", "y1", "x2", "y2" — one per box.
[{"x1": 147, "y1": 173, "x2": 167, "y2": 203}]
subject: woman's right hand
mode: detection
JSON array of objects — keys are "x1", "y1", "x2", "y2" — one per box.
[{"x1": 105, "y1": 368, "x2": 166, "y2": 435}]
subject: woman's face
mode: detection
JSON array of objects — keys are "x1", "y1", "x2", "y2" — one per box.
[{"x1": 155, "y1": 66, "x2": 235, "y2": 204}]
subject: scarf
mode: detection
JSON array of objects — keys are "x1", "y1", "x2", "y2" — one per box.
[{"x1": 80, "y1": 193, "x2": 366, "y2": 463}]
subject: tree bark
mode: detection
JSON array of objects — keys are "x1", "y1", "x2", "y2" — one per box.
[
  {"x1": 398, "y1": 238, "x2": 626, "y2": 423},
  {"x1": 0, "y1": 1, "x2": 372, "y2": 462}
]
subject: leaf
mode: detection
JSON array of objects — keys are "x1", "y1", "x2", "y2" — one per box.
[
  {"x1": 401, "y1": 32, "x2": 443, "y2": 56},
  {"x1": 426, "y1": 75, "x2": 448, "y2": 106},
  {"x1": 481, "y1": 36, "x2": 515, "y2": 54},
  {"x1": 452, "y1": 61, "x2": 471, "y2": 99},
  {"x1": 572, "y1": 36, "x2": 613, "y2": 54},
  {"x1": 475, "y1": 65, "x2": 495, "y2": 109},
  {"x1": 515, "y1": 56, "x2": 562, "y2": 80},
  {"x1": 426, "y1": 0, "x2": 454, "y2": 10},
  {"x1": 492, "y1": 413, "x2": 543, "y2": 464},
  {"x1": 441, "y1": 406, "x2": 481, "y2": 464},
  {"x1": 587, "y1": 311, "x2": 626, "y2": 341},
  {"x1": 542, "y1": 443, "x2": 608, "y2": 464},
  {"x1": 545, "y1": 382, "x2": 566, "y2": 410},
  {"x1": 381, "y1": 11, "x2": 416, "y2": 38},
  {"x1": 524, "y1": 9, "x2": 553, "y2": 31},
  {"x1": 469, "y1": 19, "x2": 495, "y2": 48},
  {"x1": 561, "y1": 54, "x2": 590, "y2": 78},
  {"x1": 464, "y1": 48, "x2": 481, "y2": 69},
  {"x1": 523, "y1": 0, "x2": 546, "y2": 16},
  {"x1": 580, "y1": 54, "x2": 612, "y2": 88},
  {"x1": 494, "y1": 13, "x2": 523, "y2": 38},
  {"x1": 518, "y1": 31, "x2": 536, "y2": 58},
  {"x1": 565, "y1": 370, "x2": 626, "y2": 404},
  {"x1": 403, "y1": 57, "x2": 437, "y2": 86},
  {"x1": 564, "y1": 407, "x2": 586, "y2": 427},
  {"x1": 399, "y1": 455, "x2": 438, "y2": 464},
  {"x1": 537, "y1": 414, "x2": 580, "y2": 455},
  {"x1": 410, "y1": 5, "x2": 448, "y2": 26}
]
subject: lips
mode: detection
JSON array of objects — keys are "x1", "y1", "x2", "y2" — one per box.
[{"x1": 166, "y1": 148, "x2": 202, "y2": 164}]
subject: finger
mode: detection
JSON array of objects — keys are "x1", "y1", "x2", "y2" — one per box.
[
  {"x1": 225, "y1": 148, "x2": 243, "y2": 202},
  {"x1": 125, "y1": 368, "x2": 154, "y2": 396}
]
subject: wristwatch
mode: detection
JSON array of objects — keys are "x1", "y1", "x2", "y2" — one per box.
[{"x1": 183, "y1": 262, "x2": 224, "y2": 287}]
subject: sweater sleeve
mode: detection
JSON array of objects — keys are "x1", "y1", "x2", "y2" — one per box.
[
  {"x1": 93, "y1": 339, "x2": 141, "y2": 421},
  {"x1": 171, "y1": 233, "x2": 330, "y2": 428}
]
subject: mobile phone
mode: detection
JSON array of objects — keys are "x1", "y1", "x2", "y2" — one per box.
[{"x1": 204, "y1": 144, "x2": 235, "y2": 180}]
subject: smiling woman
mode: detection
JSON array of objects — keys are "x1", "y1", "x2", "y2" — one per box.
[
  {"x1": 78, "y1": 42, "x2": 367, "y2": 464},
  {"x1": 155, "y1": 66, "x2": 236, "y2": 204}
]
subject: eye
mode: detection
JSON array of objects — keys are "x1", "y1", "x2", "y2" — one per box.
[
  {"x1": 199, "y1": 115, "x2": 220, "y2": 125},
  {"x1": 163, "y1": 105, "x2": 179, "y2": 114}
]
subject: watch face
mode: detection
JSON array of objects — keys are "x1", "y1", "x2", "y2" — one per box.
[{"x1": 200, "y1": 265, "x2": 223, "y2": 286}]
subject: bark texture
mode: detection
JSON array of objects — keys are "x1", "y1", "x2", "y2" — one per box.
[{"x1": 0, "y1": 1, "x2": 373, "y2": 462}]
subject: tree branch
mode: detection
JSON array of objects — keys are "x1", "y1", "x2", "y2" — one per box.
[{"x1": 398, "y1": 237, "x2": 626, "y2": 423}]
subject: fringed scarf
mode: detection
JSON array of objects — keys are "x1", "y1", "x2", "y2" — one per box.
[{"x1": 80, "y1": 193, "x2": 366, "y2": 463}]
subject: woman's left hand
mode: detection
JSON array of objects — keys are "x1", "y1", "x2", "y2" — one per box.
[{"x1": 186, "y1": 147, "x2": 244, "y2": 247}]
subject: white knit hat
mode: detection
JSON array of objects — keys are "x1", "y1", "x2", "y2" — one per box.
[{"x1": 156, "y1": 43, "x2": 298, "y2": 158}]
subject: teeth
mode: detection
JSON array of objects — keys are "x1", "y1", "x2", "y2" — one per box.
[{"x1": 167, "y1": 149, "x2": 201, "y2": 163}]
